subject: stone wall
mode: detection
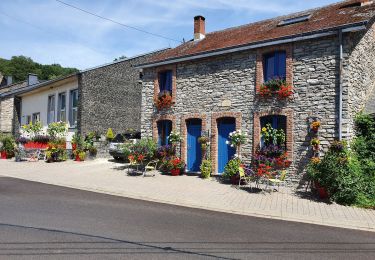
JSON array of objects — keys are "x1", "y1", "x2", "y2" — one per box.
[
  {"x1": 78, "y1": 50, "x2": 167, "y2": 137},
  {"x1": 344, "y1": 22, "x2": 375, "y2": 137},
  {"x1": 141, "y1": 30, "x2": 367, "y2": 178},
  {"x1": 0, "y1": 97, "x2": 15, "y2": 133}
]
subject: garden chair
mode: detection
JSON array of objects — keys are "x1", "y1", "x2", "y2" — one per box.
[
  {"x1": 143, "y1": 160, "x2": 158, "y2": 177},
  {"x1": 238, "y1": 166, "x2": 250, "y2": 189},
  {"x1": 265, "y1": 170, "x2": 288, "y2": 192}
]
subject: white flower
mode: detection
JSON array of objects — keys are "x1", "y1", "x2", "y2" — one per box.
[
  {"x1": 234, "y1": 154, "x2": 238, "y2": 158},
  {"x1": 226, "y1": 141, "x2": 230, "y2": 144},
  {"x1": 230, "y1": 144, "x2": 234, "y2": 147},
  {"x1": 229, "y1": 132, "x2": 233, "y2": 136}
]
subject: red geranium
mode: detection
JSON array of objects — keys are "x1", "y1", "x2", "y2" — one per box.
[{"x1": 277, "y1": 85, "x2": 293, "y2": 99}]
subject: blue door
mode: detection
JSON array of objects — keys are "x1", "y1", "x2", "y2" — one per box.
[
  {"x1": 217, "y1": 118, "x2": 236, "y2": 174},
  {"x1": 187, "y1": 119, "x2": 202, "y2": 172}
]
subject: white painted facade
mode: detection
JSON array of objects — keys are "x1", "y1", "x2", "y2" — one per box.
[{"x1": 20, "y1": 78, "x2": 78, "y2": 142}]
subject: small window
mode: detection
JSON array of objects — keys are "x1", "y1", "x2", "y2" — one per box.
[
  {"x1": 69, "y1": 89, "x2": 78, "y2": 127},
  {"x1": 263, "y1": 51, "x2": 286, "y2": 82},
  {"x1": 157, "y1": 120, "x2": 172, "y2": 146},
  {"x1": 47, "y1": 95, "x2": 55, "y2": 124},
  {"x1": 32, "y1": 113, "x2": 40, "y2": 124},
  {"x1": 57, "y1": 92, "x2": 66, "y2": 122},
  {"x1": 26, "y1": 115, "x2": 31, "y2": 125},
  {"x1": 158, "y1": 70, "x2": 172, "y2": 94},
  {"x1": 278, "y1": 14, "x2": 311, "y2": 26},
  {"x1": 260, "y1": 115, "x2": 287, "y2": 148}
]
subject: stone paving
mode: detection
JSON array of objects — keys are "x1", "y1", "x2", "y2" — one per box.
[{"x1": 0, "y1": 158, "x2": 374, "y2": 232}]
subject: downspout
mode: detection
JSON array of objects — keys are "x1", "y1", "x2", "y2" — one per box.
[{"x1": 338, "y1": 29, "x2": 343, "y2": 141}]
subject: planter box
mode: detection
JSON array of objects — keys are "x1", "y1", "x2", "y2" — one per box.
[{"x1": 24, "y1": 142, "x2": 48, "y2": 149}]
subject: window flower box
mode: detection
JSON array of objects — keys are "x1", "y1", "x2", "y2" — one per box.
[
  {"x1": 257, "y1": 78, "x2": 293, "y2": 99},
  {"x1": 154, "y1": 90, "x2": 173, "y2": 110},
  {"x1": 24, "y1": 142, "x2": 49, "y2": 149}
]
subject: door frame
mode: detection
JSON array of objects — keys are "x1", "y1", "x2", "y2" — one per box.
[
  {"x1": 181, "y1": 114, "x2": 206, "y2": 170},
  {"x1": 211, "y1": 112, "x2": 242, "y2": 174}
]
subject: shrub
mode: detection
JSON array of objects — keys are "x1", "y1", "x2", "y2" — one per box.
[
  {"x1": 22, "y1": 121, "x2": 42, "y2": 138},
  {"x1": 47, "y1": 122, "x2": 67, "y2": 139},
  {"x1": 106, "y1": 128, "x2": 114, "y2": 141},
  {"x1": 131, "y1": 138, "x2": 157, "y2": 162},
  {"x1": 223, "y1": 158, "x2": 242, "y2": 179},
  {"x1": 157, "y1": 144, "x2": 176, "y2": 159},
  {"x1": 0, "y1": 135, "x2": 15, "y2": 156},
  {"x1": 120, "y1": 142, "x2": 133, "y2": 160},
  {"x1": 200, "y1": 160, "x2": 212, "y2": 179}
]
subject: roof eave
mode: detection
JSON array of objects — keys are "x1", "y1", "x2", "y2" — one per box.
[{"x1": 136, "y1": 22, "x2": 368, "y2": 69}]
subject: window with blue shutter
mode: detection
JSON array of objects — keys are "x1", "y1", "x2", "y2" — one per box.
[
  {"x1": 158, "y1": 70, "x2": 172, "y2": 94},
  {"x1": 263, "y1": 51, "x2": 286, "y2": 82},
  {"x1": 157, "y1": 120, "x2": 172, "y2": 146}
]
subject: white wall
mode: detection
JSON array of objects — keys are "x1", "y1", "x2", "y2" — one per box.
[{"x1": 20, "y1": 80, "x2": 78, "y2": 141}]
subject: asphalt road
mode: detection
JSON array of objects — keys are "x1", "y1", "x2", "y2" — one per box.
[{"x1": 0, "y1": 177, "x2": 374, "y2": 260}]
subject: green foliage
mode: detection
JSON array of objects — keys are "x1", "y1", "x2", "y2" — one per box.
[
  {"x1": 168, "y1": 131, "x2": 183, "y2": 144},
  {"x1": 22, "y1": 121, "x2": 42, "y2": 138},
  {"x1": 0, "y1": 56, "x2": 78, "y2": 83},
  {"x1": 132, "y1": 138, "x2": 157, "y2": 162},
  {"x1": 223, "y1": 158, "x2": 242, "y2": 179},
  {"x1": 106, "y1": 128, "x2": 114, "y2": 141},
  {"x1": 120, "y1": 142, "x2": 133, "y2": 160},
  {"x1": 200, "y1": 160, "x2": 212, "y2": 179},
  {"x1": 261, "y1": 123, "x2": 285, "y2": 146},
  {"x1": 47, "y1": 122, "x2": 67, "y2": 139},
  {"x1": 0, "y1": 134, "x2": 15, "y2": 154}
]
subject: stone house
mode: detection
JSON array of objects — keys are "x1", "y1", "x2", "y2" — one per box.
[
  {"x1": 0, "y1": 49, "x2": 167, "y2": 143},
  {"x1": 138, "y1": 0, "x2": 375, "y2": 176}
]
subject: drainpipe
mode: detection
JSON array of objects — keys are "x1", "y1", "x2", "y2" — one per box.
[{"x1": 338, "y1": 29, "x2": 343, "y2": 141}]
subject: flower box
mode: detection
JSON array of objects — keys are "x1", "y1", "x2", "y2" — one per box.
[
  {"x1": 257, "y1": 78, "x2": 293, "y2": 99},
  {"x1": 24, "y1": 142, "x2": 48, "y2": 149}
]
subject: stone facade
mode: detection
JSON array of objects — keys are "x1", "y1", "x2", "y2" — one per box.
[
  {"x1": 78, "y1": 50, "x2": 167, "y2": 136},
  {"x1": 141, "y1": 24, "x2": 375, "y2": 178}
]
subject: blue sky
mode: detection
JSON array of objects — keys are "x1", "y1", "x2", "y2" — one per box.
[{"x1": 0, "y1": 0, "x2": 338, "y2": 69}]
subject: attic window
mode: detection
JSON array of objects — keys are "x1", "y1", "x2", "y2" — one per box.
[{"x1": 278, "y1": 14, "x2": 311, "y2": 26}]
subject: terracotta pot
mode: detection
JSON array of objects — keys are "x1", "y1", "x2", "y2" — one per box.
[
  {"x1": 317, "y1": 187, "x2": 329, "y2": 199},
  {"x1": 170, "y1": 169, "x2": 180, "y2": 176},
  {"x1": 75, "y1": 155, "x2": 81, "y2": 162},
  {"x1": 1, "y1": 151, "x2": 7, "y2": 159}
]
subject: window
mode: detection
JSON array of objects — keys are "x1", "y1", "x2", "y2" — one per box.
[
  {"x1": 278, "y1": 14, "x2": 311, "y2": 26},
  {"x1": 69, "y1": 89, "x2": 78, "y2": 127},
  {"x1": 260, "y1": 115, "x2": 287, "y2": 148},
  {"x1": 32, "y1": 113, "x2": 40, "y2": 124},
  {"x1": 158, "y1": 70, "x2": 172, "y2": 94},
  {"x1": 263, "y1": 51, "x2": 286, "y2": 82},
  {"x1": 47, "y1": 95, "x2": 55, "y2": 124},
  {"x1": 157, "y1": 120, "x2": 172, "y2": 146},
  {"x1": 26, "y1": 115, "x2": 31, "y2": 125},
  {"x1": 57, "y1": 92, "x2": 66, "y2": 122}
]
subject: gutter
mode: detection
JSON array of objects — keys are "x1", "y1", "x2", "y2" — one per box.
[
  {"x1": 338, "y1": 29, "x2": 344, "y2": 141},
  {"x1": 135, "y1": 22, "x2": 367, "y2": 69}
]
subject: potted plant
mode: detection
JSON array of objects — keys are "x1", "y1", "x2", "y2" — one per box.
[
  {"x1": 0, "y1": 135, "x2": 15, "y2": 159},
  {"x1": 168, "y1": 131, "x2": 183, "y2": 147},
  {"x1": 106, "y1": 128, "x2": 114, "y2": 142},
  {"x1": 198, "y1": 136, "x2": 210, "y2": 160},
  {"x1": 311, "y1": 138, "x2": 320, "y2": 151},
  {"x1": 200, "y1": 159, "x2": 212, "y2": 179},
  {"x1": 73, "y1": 149, "x2": 85, "y2": 162},
  {"x1": 223, "y1": 158, "x2": 242, "y2": 184},
  {"x1": 170, "y1": 157, "x2": 185, "y2": 176},
  {"x1": 257, "y1": 78, "x2": 293, "y2": 99},
  {"x1": 311, "y1": 121, "x2": 321, "y2": 132},
  {"x1": 227, "y1": 130, "x2": 247, "y2": 157}
]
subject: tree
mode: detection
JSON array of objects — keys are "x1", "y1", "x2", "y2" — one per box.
[{"x1": 0, "y1": 56, "x2": 78, "y2": 83}]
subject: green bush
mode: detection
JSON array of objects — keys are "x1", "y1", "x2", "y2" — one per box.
[
  {"x1": 223, "y1": 158, "x2": 241, "y2": 179},
  {"x1": 132, "y1": 138, "x2": 157, "y2": 162},
  {"x1": 120, "y1": 142, "x2": 133, "y2": 160},
  {"x1": 0, "y1": 134, "x2": 15, "y2": 156},
  {"x1": 106, "y1": 128, "x2": 114, "y2": 141},
  {"x1": 200, "y1": 160, "x2": 212, "y2": 179}
]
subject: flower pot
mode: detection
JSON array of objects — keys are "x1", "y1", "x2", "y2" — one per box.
[
  {"x1": 75, "y1": 155, "x2": 81, "y2": 162},
  {"x1": 1, "y1": 151, "x2": 7, "y2": 159},
  {"x1": 171, "y1": 169, "x2": 180, "y2": 176},
  {"x1": 317, "y1": 187, "x2": 329, "y2": 199}
]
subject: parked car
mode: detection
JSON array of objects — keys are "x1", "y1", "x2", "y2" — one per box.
[
  {"x1": 109, "y1": 133, "x2": 140, "y2": 161},
  {"x1": 109, "y1": 134, "x2": 126, "y2": 161}
]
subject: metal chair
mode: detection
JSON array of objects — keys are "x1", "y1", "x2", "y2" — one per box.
[
  {"x1": 143, "y1": 160, "x2": 158, "y2": 177},
  {"x1": 265, "y1": 170, "x2": 288, "y2": 192}
]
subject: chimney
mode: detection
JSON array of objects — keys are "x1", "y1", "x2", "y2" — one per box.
[
  {"x1": 194, "y1": 15, "x2": 205, "y2": 41},
  {"x1": 6, "y1": 76, "x2": 13, "y2": 86},
  {"x1": 28, "y1": 73, "x2": 39, "y2": 86}
]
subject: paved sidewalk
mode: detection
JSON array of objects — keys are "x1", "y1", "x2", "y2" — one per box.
[{"x1": 1, "y1": 159, "x2": 374, "y2": 232}]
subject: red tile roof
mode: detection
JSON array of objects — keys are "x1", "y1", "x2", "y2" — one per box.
[{"x1": 148, "y1": 0, "x2": 375, "y2": 65}]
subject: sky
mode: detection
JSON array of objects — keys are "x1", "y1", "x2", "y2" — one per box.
[{"x1": 0, "y1": 0, "x2": 338, "y2": 70}]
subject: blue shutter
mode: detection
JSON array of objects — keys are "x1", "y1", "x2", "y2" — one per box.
[
  {"x1": 157, "y1": 122, "x2": 162, "y2": 146},
  {"x1": 166, "y1": 71, "x2": 172, "y2": 93},
  {"x1": 264, "y1": 53, "x2": 275, "y2": 82},
  {"x1": 165, "y1": 121, "x2": 171, "y2": 145},
  {"x1": 277, "y1": 51, "x2": 286, "y2": 80}
]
